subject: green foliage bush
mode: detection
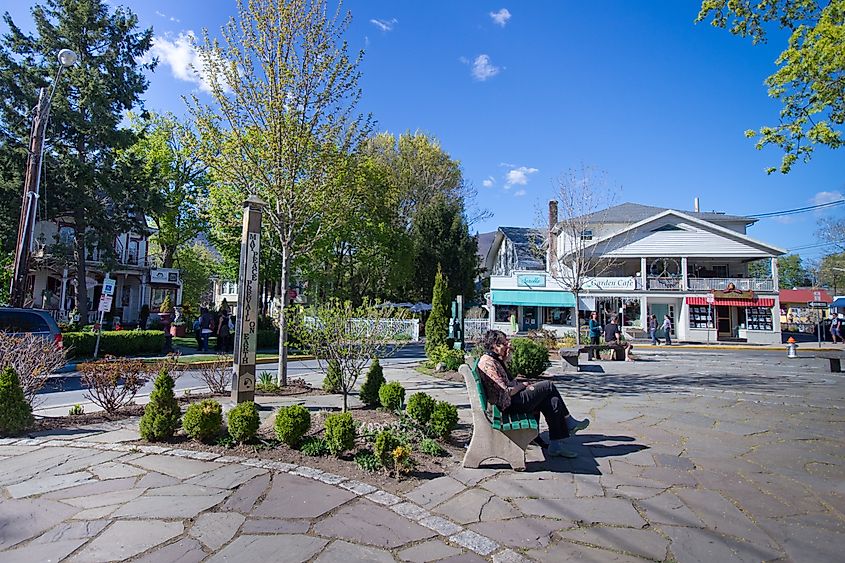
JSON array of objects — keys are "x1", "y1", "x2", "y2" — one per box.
[
  {"x1": 379, "y1": 381, "x2": 405, "y2": 411},
  {"x1": 68, "y1": 404, "x2": 84, "y2": 416},
  {"x1": 406, "y1": 392, "x2": 436, "y2": 424},
  {"x1": 322, "y1": 359, "x2": 342, "y2": 393},
  {"x1": 429, "y1": 345, "x2": 464, "y2": 371},
  {"x1": 374, "y1": 429, "x2": 401, "y2": 468},
  {"x1": 508, "y1": 337, "x2": 551, "y2": 377},
  {"x1": 274, "y1": 404, "x2": 311, "y2": 447},
  {"x1": 300, "y1": 437, "x2": 328, "y2": 456},
  {"x1": 0, "y1": 367, "x2": 32, "y2": 436},
  {"x1": 139, "y1": 372, "x2": 181, "y2": 442},
  {"x1": 62, "y1": 331, "x2": 165, "y2": 359},
  {"x1": 182, "y1": 399, "x2": 223, "y2": 442},
  {"x1": 354, "y1": 449, "x2": 380, "y2": 472},
  {"x1": 324, "y1": 412, "x2": 356, "y2": 456},
  {"x1": 425, "y1": 266, "x2": 449, "y2": 359},
  {"x1": 429, "y1": 401, "x2": 459, "y2": 439},
  {"x1": 359, "y1": 358, "x2": 385, "y2": 408},
  {"x1": 420, "y1": 437, "x2": 446, "y2": 456},
  {"x1": 227, "y1": 401, "x2": 260, "y2": 443}
]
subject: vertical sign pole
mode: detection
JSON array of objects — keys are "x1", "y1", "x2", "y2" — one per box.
[{"x1": 232, "y1": 195, "x2": 265, "y2": 403}]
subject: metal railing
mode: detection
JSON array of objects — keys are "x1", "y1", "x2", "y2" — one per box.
[
  {"x1": 647, "y1": 277, "x2": 683, "y2": 291},
  {"x1": 687, "y1": 278, "x2": 774, "y2": 292}
]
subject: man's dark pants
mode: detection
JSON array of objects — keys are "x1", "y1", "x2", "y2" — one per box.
[{"x1": 506, "y1": 380, "x2": 571, "y2": 440}]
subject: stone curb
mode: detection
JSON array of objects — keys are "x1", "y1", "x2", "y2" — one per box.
[{"x1": 0, "y1": 436, "x2": 515, "y2": 560}]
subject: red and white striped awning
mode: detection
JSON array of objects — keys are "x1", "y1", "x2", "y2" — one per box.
[{"x1": 686, "y1": 297, "x2": 775, "y2": 307}]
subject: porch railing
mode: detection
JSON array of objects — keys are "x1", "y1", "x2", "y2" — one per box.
[
  {"x1": 647, "y1": 277, "x2": 683, "y2": 291},
  {"x1": 687, "y1": 278, "x2": 774, "y2": 292}
]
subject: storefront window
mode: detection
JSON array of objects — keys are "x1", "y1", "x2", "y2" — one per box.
[
  {"x1": 595, "y1": 297, "x2": 642, "y2": 327},
  {"x1": 495, "y1": 307, "x2": 515, "y2": 323},
  {"x1": 544, "y1": 307, "x2": 572, "y2": 325},
  {"x1": 689, "y1": 306, "x2": 714, "y2": 328},
  {"x1": 746, "y1": 307, "x2": 772, "y2": 331}
]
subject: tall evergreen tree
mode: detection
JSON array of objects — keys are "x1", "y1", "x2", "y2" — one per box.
[
  {"x1": 0, "y1": 0, "x2": 154, "y2": 320},
  {"x1": 425, "y1": 265, "x2": 449, "y2": 358}
]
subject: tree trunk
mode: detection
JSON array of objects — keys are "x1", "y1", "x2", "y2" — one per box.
[
  {"x1": 574, "y1": 290, "x2": 581, "y2": 347},
  {"x1": 276, "y1": 246, "x2": 290, "y2": 386},
  {"x1": 161, "y1": 246, "x2": 175, "y2": 268},
  {"x1": 342, "y1": 391, "x2": 348, "y2": 413},
  {"x1": 74, "y1": 220, "x2": 89, "y2": 323}
]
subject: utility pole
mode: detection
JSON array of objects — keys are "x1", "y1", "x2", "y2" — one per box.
[{"x1": 9, "y1": 88, "x2": 51, "y2": 307}]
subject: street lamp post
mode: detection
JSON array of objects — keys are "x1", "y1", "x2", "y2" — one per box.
[{"x1": 9, "y1": 49, "x2": 77, "y2": 307}]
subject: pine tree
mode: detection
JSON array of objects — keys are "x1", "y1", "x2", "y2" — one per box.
[
  {"x1": 139, "y1": 372, "x2": 181, "y2": 441},
  {"x1": 359, "y1": 357, "x2": 385, "y2": 408},
  {"x1": 425, "y1": 265, "x2": 450, "y2": 359},
  {"x1": 0, "y1": 367, "x2": 33, "y2": 436}
]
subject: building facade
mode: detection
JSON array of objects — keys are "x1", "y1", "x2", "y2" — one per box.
[{"x1": 487, "y1": 203, "x2": 785, "y2": 344}]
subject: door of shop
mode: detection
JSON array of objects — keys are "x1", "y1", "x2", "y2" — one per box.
[
  {"x1": 521, "y1": 307, "x2": 539, "y2": 331},
  {"x1": 651, "y1": 303, "x2": 675, "y2": 339},
  {"x1": 716, "y1": 305, "x2": 732, "y2": 339}
]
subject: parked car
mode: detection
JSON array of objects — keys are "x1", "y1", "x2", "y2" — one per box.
[{"x1": 0, "y1": 307, "x2": 63, "y2": 349}]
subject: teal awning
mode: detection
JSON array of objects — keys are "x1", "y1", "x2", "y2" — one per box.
[{"x1": 492, "y1": 289, "x2": 576, "y2": 307}]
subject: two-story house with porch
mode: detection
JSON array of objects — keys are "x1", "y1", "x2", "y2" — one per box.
[
  {"x1": 486, "y1": 202, "x2": 785, "y2": 344},
  {"x1": 25, "y1": 217, "x2": 182, "y2": 325}
]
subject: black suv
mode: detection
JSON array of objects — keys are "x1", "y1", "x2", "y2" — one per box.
[{"x1": 0, "y1": 307, "x2": 63, "y2": 349}]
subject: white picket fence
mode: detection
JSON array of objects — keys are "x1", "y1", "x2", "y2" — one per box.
[{"x1": 464, "y1": 318, "x2": 492, "y2": 342}]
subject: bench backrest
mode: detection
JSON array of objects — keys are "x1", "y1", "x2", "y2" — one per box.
[{"x1": 468, "y1": 359, "x2": 488, "y2": 412}]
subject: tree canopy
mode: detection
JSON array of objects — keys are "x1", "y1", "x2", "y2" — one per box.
[{"x1": 696, "y1": 0, "x2": 844, "y2": 173}]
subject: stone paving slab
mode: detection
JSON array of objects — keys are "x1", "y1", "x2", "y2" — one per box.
[
  {"x1": 0, "y1": 496, "x2": 79, "y2": 550},
  {"x1": 254, "y1": 472, "x2": 355, "y2": 518},
  {"x1": 315, "y1": 540, "x2": 397, "y2": 562},
  {"x1": 70, "y1": 520, "x2": 183, "y2": 562},
  {"x1": 314, "y1": 499, "x2": 436, "y2": 548},
  {"x1": 207, "y1": 535, "x2": 328, "y2": 562}
]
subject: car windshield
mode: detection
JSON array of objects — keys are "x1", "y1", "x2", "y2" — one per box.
[{"x1": 0, "y1": 312, "x2": 51, "y2": 333}]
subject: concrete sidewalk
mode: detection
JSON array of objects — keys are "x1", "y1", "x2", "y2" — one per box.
[{"x1": 3, "y1": 349, "x2": 844, "y2": 562}]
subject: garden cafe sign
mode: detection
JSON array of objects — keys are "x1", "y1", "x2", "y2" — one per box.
[{"x1": 582, "y1": 277, "x2": 637, "y2": 291}]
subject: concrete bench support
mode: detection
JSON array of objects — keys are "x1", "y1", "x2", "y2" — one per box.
[{"x1": 460, "y1": 363, "x2": 538, "y2": 471}]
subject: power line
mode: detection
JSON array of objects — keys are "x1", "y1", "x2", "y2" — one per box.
[
  {"x1": 788, "y1": 240, "x2": 845, "y2": 252},
  {"x1": 750, "y1": 199, "x2": 845, "y2": 218}
]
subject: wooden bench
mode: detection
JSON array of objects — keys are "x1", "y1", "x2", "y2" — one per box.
[
  {"x1": 459, "y1": 361, "x2": 539, "y2": 471},
  {"x1": 579, "y1": 343, "x2": 630, "y2": 361}
]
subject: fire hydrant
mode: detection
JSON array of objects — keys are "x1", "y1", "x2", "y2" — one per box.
[{"x1": 786, "y1": 336, "x2": 798, "y2": 358}]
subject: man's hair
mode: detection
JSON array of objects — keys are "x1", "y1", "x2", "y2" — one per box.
[{"x1": 481, "y1": 329, "x2": 508, "y2": 353}]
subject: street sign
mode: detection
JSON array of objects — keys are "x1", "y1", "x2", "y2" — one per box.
[
  {"x1": 102, "y1": 277, "x2": 116, "y2": 297},
  {"x1": 808, "y1": 301, "x2": 829, "y2": 308},
  {"x1": 98, "y1": 294, "x2": 113, "y2": 313},
  {"x1": 705, "y1": 294, "x2": 715, "y2": 304},
  {"x1": 813, "y1": 291, "x2": 822, "y2": 301}
]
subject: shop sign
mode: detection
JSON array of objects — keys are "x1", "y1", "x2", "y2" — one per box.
[
  {"x1": 582, "y1": 277, "x2": 637, "y2": 290},
  {"x1": 713, "y1": 288, "x2": 755, "y2": 300},
  {"x1": 517, "y1": 274, "x2": 546, "y2": 287}
]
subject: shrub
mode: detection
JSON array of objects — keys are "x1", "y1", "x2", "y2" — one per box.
[
  {"x1": 429, "y1": 401, "x2": 459, "y2": 439},
  {"x1": 359, "y1": 358, "x2": 385, "y2": 408},
  {"x1": 182, "y1": 399, "x2": 223, "y2": 442},
  {"x1": 256, "y1": 371, "x2": 279, "y2": 393},
  {"x1": 198, "y1": 358, "x2": 230, "y2": 395},
  {"x1": 508, "y1": 338, "x2": 551, "y2": 377},
  {"x1": 0, "y1": 333, "x2": 66, "y2": 407},
  {"x1": 354, "y1": 449, "x2": 380, "y2": 472},
  {"x1": 322, "y1": 359, "x2": 342, "y2": 393},
  {"x1": 425, "y1": 266, "x2": 449, "y2": 359},
  {"x1": 406, "y1": 392, "x2": 436, "y2": 424},
  {"x1": 139, "y1": 372, "x2": 181, "y2": 442},
  {"x1": 527, "y1": 328, "x2": 558, "y2": 351},
  {"x1": 300, "y1": 437, "x2": 328, "y2": 456},
  {"x1": 324, "y1": 412, "x2": 355, "y2": 456},
  {"x1": 79, "y1": 358, "x2": 149, "y2": 415},
  {"x1": 227, "y1": 401, "x2": 260, "y2": 443},
  {"x1": 62, "y1": 331, "x2": 165, "y2": 359},
  {"x1": 0, "y1": 367, "x2": 33, "y2": 436},
  {"x1": 159, "y1": 293, "x2": 173, "y2": 314},
  {"x1": 439, "y1": 347, "x2": 465, "y2": 371},
  {"x1": 374, "y1": 429, "x2": 401, "y2": 469},
  {"x1": 274, "y1": 405, "x2": 311, "y2": 447},
  {"x1": 68, "y1": 404, "x2": 84, "y2": 416},
  {"x1": 379, "y1": 381, "x2": 405, "y2": 411},
  {"x1": 420, "y1": 437, "x2": 446, "y2": 456}
]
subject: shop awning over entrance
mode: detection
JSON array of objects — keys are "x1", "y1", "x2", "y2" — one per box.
[
  {"x1": 492, "y1": 289, "x2": 576, "y2": 307},
  {"x1": 686, "y1": 297, "x2": 775, "y2": 307}
]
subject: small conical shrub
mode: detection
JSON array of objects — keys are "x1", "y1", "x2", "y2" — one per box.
[
  {"x1": 425, "y1": 265, "x2": 449, "y2": 359},
  {"x1": 0, "y1": 367, "x2": 33, "y2": 436},
  {"x1": 139, "y1": 371, "x2": 181, "y2": 442},
  {"x1": 323, "y1": 359, "x2": 342, "y2": 393},
  {"x1": 359, "y1": 358, "x2": 385, "y2": 407}
]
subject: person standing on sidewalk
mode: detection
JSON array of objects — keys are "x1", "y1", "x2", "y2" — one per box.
[
  {"x1": 588, "y1": 311, "x2": 602, "y2": 360},
  {"x1": 649, "y1": 314, "x2": 660, "y2": 345},
  {"x1": 662, "y1": 314, "x2": 673, "y2": 346},
  {"x1": 477, "y1": 330, "x2": 590, "y2": 458}
]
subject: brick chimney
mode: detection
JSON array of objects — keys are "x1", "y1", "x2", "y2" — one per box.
[{"x1": 548, "y1": 200, "x2": 558, "y2": 275}]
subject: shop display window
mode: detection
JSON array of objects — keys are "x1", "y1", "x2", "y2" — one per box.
[
  {"x1": 746, "y1": 306, "x2": 773, "y2": 331},
  {"x1": 544, "y1": 307, "x2": 572, "y2": 325},
  {"x1": 689, "y1": 305, "x2": 714, "y2": 329}
]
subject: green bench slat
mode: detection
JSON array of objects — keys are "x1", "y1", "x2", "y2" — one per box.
[{"x1": 472, "y1": 360, "x2": 539, "y2": 432}]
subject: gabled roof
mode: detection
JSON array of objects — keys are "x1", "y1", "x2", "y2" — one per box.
[
  {"x1": 567, "y1": 209, "x2": 785, "y2": 257},
  {"x1": 780, "y1": 288, "x2": 833, "y2": 303},
  {"x1": 493, "y1": 227, "x2": 545, "y2": 271},
  {"x1": 565, "y1": 202, "x2": 756, "y2": 228}
]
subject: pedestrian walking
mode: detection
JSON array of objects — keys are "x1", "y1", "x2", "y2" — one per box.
[
  {"x1": 649, "y1": 314, "x2": 660, "y2": 345},
  {"x1": 199, "y1": 307, "x2": 214, "y2": 352},
  {"x1": 216, "y1": 312, "x2": 231, "y2": 353},
  {"x1": 831, "y1": 314, "x2": 841, "y2": 344},
  {"x1": 662, "y1": 314, "x2": 672, "y2": 346},
  {"x1": 588, "y1": 311, "x2": 602, "y2": 360}
]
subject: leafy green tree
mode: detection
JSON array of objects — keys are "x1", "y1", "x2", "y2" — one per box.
[
  {"x1": 425, "y1": 266, "x2": 449, "y2": 359},
  {"x1": 191, "y1": 0, "x2": 371, "y2": 386},
  {"x1": 173, "y1": 241, "x2": 218, "y2": 313},
  {"x1": 0, "y1": 0, "x2": 154, "y2": 321},
  {"x1": 775, "y1": 254, "x2": 812, "y2": 288},
  {"x1": 696, "y1": 0, "x2": 844, "y2": 173},
  {"x1": 814, "y1": 252, "x2": 845, "y2": 291},
  {"x1": 126, "y1": 112, "x2": 209, "y2": 268}
]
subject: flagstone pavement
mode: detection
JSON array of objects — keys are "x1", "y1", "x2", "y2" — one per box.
[{"x1": 1, "y1": 349, "x2": 844, "y2": 562}]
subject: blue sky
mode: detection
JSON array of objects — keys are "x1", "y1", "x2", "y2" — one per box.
[{"x1": 2, "y1": 1, "x2": 841, "y2": 262}]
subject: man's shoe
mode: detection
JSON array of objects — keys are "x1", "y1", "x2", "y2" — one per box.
[
  {"x1": 568, "y1": 418, "x2": 590, "y2": 435},
  {"x1": 530, "y1": 436, "x2": 549, "y2": 449},
  {"x1": 547, "y1": 442, "x2": 577, "y2": 458}
]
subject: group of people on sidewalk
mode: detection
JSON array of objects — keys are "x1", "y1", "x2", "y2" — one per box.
[
  {"x1": 647, "y1": 314, "x2": 673, "y2": 346},
  {"x1": 194, "y1": 303, "x2": 234, "y2": 353}
]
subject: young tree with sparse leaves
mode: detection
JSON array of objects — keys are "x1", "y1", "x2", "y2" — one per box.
[{"x1": 190, "y1": 0, "x2": 371, "y2": 386}]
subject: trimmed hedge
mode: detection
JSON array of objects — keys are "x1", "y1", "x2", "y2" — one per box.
[{"x1": 63, "y1": 331, "x2": 165, "y2": 359}]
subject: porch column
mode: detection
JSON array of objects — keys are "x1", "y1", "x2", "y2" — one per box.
[
  {"x1": 59, "y1": 268, "x2": 68, "y2": 313},
  {"x1": 140, "y1": 280, "x2": 148, "y2": 308},
  {"x1": 641, "y1": 295, "x2": 648, "y2": 323},
  {"x1": 640, "y1": 257, "x2": 647, "y2": 290},
  {"x1": 176, "y1": 281, "x2": 183, "y2": 306},
  {"x1": 681, "y1": 257, "x2": 688, "y2": 291},
  {"x1": 121, "y1": 233, "x2": 129, "y2": 264},
  {"x1": 771, "y1": 257, "x2": 779, "y2": 291}
]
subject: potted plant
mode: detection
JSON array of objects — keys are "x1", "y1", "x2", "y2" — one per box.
[
  {"x1": 171, "y1": 305, "x2": 186, "y2": 337},
  {"x1": 158, "y1": 294, "x2": 173, "y2": 323}
]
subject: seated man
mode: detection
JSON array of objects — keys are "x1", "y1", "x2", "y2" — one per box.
[
  {"x1": 603, "y1": 316, "x2": 634, "y2": 360},
  {"x1": 476, "y1": 330, "x2": 589, "y2": 458}
]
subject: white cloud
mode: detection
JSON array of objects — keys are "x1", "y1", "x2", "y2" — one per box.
[
  {"x1": 147, "y1": 31, "x2": 226, "y2": 94},
  {"x1": 155, "y1": 10, "x2": 181, "y2": 23},
  {"x1": 471, "y1": 54, "x2": 500, "y2": 81},
  {"x1": 812, "y1": 191, "x2": 844, "y2": 205},
  {"x1": 490, "y1": 8, "x2": 511, "y2": 27},
  {"x1": 482, "y1": 176, "x2": 494, "y2": 188},
  {"x1": 370, "y1": 18, "x2": 398, "y2": 32},
  {"x1": 514, "y1": 189, "x2": 527, "y2": 197},
  {"x1": 504, "y1": 166, "x2": 538, "y2": 187}
]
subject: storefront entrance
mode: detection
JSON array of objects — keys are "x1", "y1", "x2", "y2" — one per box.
[
  {"x1": 521, "y1": 307, "x2": 539, "y2": 331},
  {"x1": 651, "y1": 303, "x2": 675, "y2": 339},
  {"x1": 716, "y1": 305, "x2": 732, "y2": 338}
]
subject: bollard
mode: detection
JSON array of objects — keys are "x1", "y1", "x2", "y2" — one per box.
[{"x1": 786, "y1": 336, "x2": 798, "y2": 359}]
